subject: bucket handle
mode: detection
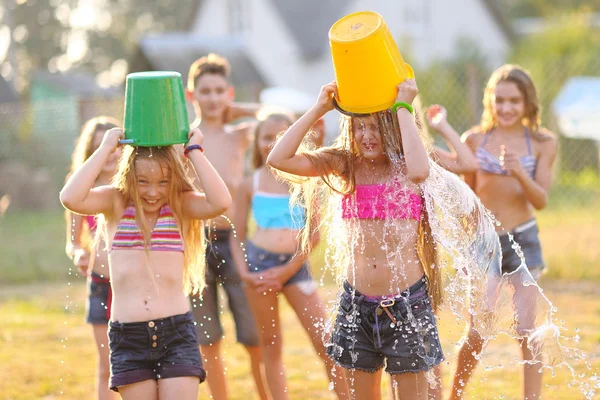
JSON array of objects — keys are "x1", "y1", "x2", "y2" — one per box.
[
  {"x1": 332, "y1": 98, "x2": 372, "y2": 117},
  {"x1": 118, "y1": 139, "x2": 135, "y2": 144}
]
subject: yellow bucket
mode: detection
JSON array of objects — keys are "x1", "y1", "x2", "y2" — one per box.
[{"x1": 329, "y1": 11, "x2": 414, "y2": 115}]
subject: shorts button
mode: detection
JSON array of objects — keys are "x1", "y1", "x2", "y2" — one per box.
[
  {"x1": 376, "y1": 308, "x2": 383, "y2": 316},
  {"x1": 148, "y1": 321, "x2": 155, "y2": 328},
  {"x1": 152, "y1": 342, "x2": 157, "y2": 348},
  {"x1": 152, "y1": 335, "x2": 157, "y2": 340}
]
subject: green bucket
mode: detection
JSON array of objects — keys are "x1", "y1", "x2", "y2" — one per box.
[{"x1": 121, "y1": 71, "x2": 190, "y2": 147}]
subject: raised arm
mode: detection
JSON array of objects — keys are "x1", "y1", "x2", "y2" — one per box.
[
  {"x1": 182, "y1": 128, "x2": 232, "y2": 220},
  {"x1": 267, "y1": 82, "x2": 337, "y2": 177},
  {"x1": 427, "y1": 105, "x2": 478, "y2": 174},
  {"x1": 60, "y1": 128, "x2": 121, "y2": 216},
  {"x1": 396, "y1": 80, "x2": 430, "y2": 183},
  {"x1": 462, "y1": 131, "x2": 480, "y2": 190}
]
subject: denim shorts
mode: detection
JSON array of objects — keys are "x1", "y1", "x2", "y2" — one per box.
[
  {"x1": 496, "y1": 219, "x2": 545, "y2": 279},
  {"x1": 108, "y1": 311, "x2": 205, "y2": 391},
  {"x1": 245, "y1": 241, "x2": 313, "y2": 286},
  {"x1": 191, "y1": 230, "x2": 259, "y2": 346},
  {"x1": 86, "y1": 272, "x2": 110, "y2": 325},
  {"x1": 327, "y1": 276, "x2": 444, "y2": 374}
]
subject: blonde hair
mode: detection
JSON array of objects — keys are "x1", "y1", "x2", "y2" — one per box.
[
  {"x1": 480, "y1": 64, "x2": 551, "y2": 141},
  {"x1": 100, "y1": 146, "x2": 206, "y2": 295},
  {"x1": 278, "y1": 110, "x2": 442, "y2": 310}
]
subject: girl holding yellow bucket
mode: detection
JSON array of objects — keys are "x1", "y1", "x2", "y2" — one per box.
[{"x1": 266, "y1": 15, "x2": 447, "y2": 400}]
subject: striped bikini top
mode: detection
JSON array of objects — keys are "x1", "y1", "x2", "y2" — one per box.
[
  {"x1": 111, "y1": 204, "x2": 183, "y2": 252},
  {"x1": 475, "y1": 129, "x2": 537, "y2": 178}
]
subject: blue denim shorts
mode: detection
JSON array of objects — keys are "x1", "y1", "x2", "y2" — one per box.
[
  {"x1": 245, "y1": 241, "x2": 313, "y2": 286},
  {"x1": 86, "y1": 271, "x2": 110, "y2": 325},
  {"x1": 497, "y1": 219, "x2": 545, "y2": 278},
  {"x1": 327, "y1": 276, "x2": 444, "y2": 374},
  {"x1": 108, "y1": 311, "x2": 205, "y2": 391},
  {"x1": 191, "y1": 230, "x2": 259, "y2": 346}
]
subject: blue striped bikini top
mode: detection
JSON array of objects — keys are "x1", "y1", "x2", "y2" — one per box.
[
  {"x1": 475, "y1": 129, "x2": 537, "y2": 178},
  {"x1": 251, "y1": 171, "x2": 305, "y2": 230}
]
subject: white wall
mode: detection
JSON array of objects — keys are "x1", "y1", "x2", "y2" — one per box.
[{"x1": 190, "y1": 0, "x2": 510, "y2": 132}]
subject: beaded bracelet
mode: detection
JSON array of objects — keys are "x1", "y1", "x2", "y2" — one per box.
[
  {"x1": 184, "y1": 144, "x2": 204, "y2": 158},
  {"x1": 391, "y1": 102, "x2": 414, "y2": 115}
]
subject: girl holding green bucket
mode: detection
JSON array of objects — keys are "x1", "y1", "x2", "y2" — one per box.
[
  {"x1": 65, "y1": 116, "x2": 121, "y2": 400},
  {"x1": 60, "y1": 72, "x2": 231, "y2": 399}
]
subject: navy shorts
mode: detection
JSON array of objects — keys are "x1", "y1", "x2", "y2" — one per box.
[
  {"x1": 327, "y1": 276, "x2": 444, "y2": 374},
  {"x1": 86, "y1": 272, "x2": 110, "y2": 325},
  {"x1": 108, "y1": 312, "x2": 205, "y2": 391},
  {"x1": 496, "y1": 219, "x2": 545, "y2": 279},
  {"x1": 246, "y1": 241, "x2": 313, "y2": 286},
  {"x1": 191, "y1": 229, "x2": 259, "y2": 346}
]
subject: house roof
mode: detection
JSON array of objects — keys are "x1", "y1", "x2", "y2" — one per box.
[
  {"x1": 130, "y1": 33, "x2": 266, "y2": 87},
  {"x1": 480, "y1": 0, "x2": 516, "y2": 42},
  {"x1": 33, "y1": 70, "x2": 121, "y2": 97},
  {"x1": 268, "y1": 0, "x2": 349, "y2": 60},
  {"x1": 267, "y1": 0, "x2": 514, "y2": 59},
  {"x1": 0, "y1": 76, "x2": 18, "y2": 103},
  {"x1": 552, "y1": 76, "x2": 600, "y2": 140}
]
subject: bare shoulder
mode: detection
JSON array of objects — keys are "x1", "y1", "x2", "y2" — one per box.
[
  {"x1": 461, "y1": 127, "x2": 484, "y2": 148},
  {"x1": 532, "y1": 128, "x2": 557, "y2": 154}
]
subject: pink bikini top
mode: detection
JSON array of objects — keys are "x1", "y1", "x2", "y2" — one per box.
[
  {"x1": 86, "y1": 215, "x2": 97, "y2": 232},
  {"x1": 111, "y1": 204, "x2": 184, "y2": 252},
  {"x1": 341, "y1": 181, "x2": 422, "y2": 220}
]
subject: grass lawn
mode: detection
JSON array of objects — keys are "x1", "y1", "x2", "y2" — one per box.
[
  {"x1": 1, "y1": 280, "x2": 599, "y2": 399},
  {"x1": 1, "y1": 203, "x2": 599, "y2": 399}
]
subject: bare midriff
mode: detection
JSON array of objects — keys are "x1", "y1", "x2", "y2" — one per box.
[
  {"x1": 108, "y1": 251, "x2": 190, "y2": 323},
  {"x1": 345, "y1": 218, "x2": 424, "y2": 296},
  {"x1": 250, "y1": 228, "x2": 300, "y2": 254},
  {"x1": 476, "y1": 172, "x2": 534, "y2": 232}
]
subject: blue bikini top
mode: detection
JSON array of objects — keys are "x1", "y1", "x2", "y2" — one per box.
[{"x1": 251, "y1": 171, "x2": 305, "y2": 230}]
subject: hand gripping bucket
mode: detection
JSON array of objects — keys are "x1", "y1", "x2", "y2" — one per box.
[
  {"x1": 329, "y1": 11, "x2": 414, "y2": 115},
  {"x1": 120, "y1": 71, "x2": 190, "y2": 147}
]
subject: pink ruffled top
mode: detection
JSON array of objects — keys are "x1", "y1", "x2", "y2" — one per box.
[{"x1": 341, "y1": 182, "x2": 422, "y2": 220}]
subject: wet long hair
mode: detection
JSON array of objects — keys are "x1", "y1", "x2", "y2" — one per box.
[
  {"x1": 480, "y1": 64, "x2": 552, "y2": 141},
  {"x1": 99, "y1": 146, "x2": 206, "y2": 295},
  {"x1": 278, "y1": 109, "x2": 442, "y2": 310}
]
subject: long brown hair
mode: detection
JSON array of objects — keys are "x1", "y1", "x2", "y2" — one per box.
[
  {"x1": 480, "y1": 64, "x2": 551, "y2": 141},
  {"x1": 68, "y1": 116, "x2": 120, "y2": 178},
  {"x1": 279, "y1": 109, "x2": 442, "y2": 309},
  {"x1": 65, "y1": 116, "x2": 120, "y2": 252},
  {"x1": 100, "y1": 146, "x2": 206, "y2": 295},
  {"x1": 252, "y1": 112, "x2": 294, "y2": 169}
]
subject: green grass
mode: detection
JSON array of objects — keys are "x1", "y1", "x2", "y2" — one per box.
[
  {"x1": 1, "y1": 282, "x2": 599, "y2": 399},
  {"x1": 1, "y1": 205, "x2": 600, "y2": 398}
]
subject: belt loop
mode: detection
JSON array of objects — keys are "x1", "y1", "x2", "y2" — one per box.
[{"x1": 169, "y1": 315, "x2": 176, "y2": 328}]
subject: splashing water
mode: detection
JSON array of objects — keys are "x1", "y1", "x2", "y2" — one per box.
[{"x1": 283, "y1": 112, "x2": 598, "y2": 398}]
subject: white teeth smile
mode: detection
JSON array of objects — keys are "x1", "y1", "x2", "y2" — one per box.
[{"x1": 145, "y1": 199, "x2": 158, "y2": 204}]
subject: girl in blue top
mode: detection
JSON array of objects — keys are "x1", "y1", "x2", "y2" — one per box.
[{"x1": 231, "y1": 112, "x2": 349, "y2": 399}]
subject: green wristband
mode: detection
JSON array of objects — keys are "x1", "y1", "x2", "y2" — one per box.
[{"x1": 391, "y1": 102, "x2": 414, "y2": 115}]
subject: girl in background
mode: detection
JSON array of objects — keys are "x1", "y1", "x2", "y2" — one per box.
[{"x1": 64, "y1": 116, "x2": 120, "y2": 400}]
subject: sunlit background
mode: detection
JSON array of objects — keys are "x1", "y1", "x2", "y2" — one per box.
[{"x1": 0, "y1": 1, "x2": 599, "y2": 399}]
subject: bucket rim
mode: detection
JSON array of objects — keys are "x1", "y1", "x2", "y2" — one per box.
[{"x1": 328, "y1": 10, "x2": 384, "y2": 43}]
